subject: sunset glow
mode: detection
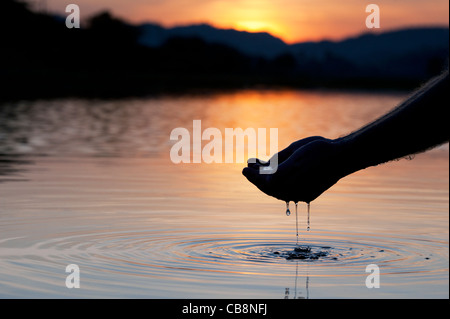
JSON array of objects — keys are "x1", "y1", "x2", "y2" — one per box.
[
  {"x1": 233, "y1": 20, "x2": 287, "y2": 37},
  {"x1": 46, "y1": 0, "x2": 449, "y2": 43}
]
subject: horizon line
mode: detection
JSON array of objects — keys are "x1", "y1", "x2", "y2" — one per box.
[
  {"x1": 44, "y1": 6, "x2": 449, "y2": 44},
  {"x1": 137, "y1": 21, "x2": 450, "y2": 44}
]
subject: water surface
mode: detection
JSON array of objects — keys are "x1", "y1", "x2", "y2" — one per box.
[{"x1": 0, "y1": 90, "x2": 448, "y2": 298}]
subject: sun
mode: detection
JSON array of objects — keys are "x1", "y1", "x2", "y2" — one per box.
[
  {"x1": 233, "y1": 20, "x2": 288, "y2": 39},
  {"x1": 235, "y1": 21, "x2": 272, "y2": 33}
]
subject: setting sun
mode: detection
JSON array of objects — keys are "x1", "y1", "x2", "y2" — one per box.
[
  {"x1": 234, "y1": 20, "x2": 286, "y2": 36},
  {"x1": 235, "y1": 21, "x2": 271, "y2": 32},
  {"x1": 45, "y1": 0, "x2": 449, "y2": 43}
]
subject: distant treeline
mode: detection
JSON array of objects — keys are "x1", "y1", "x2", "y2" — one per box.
[{"x1": 0, "y1": 0, "x2": 448, "y2": 100}]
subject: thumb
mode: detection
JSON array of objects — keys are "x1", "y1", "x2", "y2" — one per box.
[{"x1": 242, "y1": 166, "x2": 268, "y2": 192}]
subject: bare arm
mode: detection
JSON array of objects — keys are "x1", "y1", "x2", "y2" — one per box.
[
  {"x1": 243, "y1": 70, "x2": 449, "y2": 203},
  {"x1": 338, "y1": 70, "x2": 449, "y2": 175}
]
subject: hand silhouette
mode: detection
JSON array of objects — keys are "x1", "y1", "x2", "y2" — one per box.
[
  {"x1": 242, "y1": 70, "x2": 449, "y2": 204},
  {"x1": 243, "y1": 137, "x2": 349, "y2": 203}
]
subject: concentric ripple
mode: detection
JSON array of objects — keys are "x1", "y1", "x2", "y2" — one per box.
[{"x1": 0, "y1": 227, "x2": 447, "y2": 297}]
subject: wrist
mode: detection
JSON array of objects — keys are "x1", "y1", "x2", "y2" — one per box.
[{"x1": 332, "y1": 136, "x2": 367, "y2": 177}]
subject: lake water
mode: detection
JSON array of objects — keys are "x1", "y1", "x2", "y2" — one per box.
[{"x1": 0, "y1": 90, "x2": 448, "y2": 298}]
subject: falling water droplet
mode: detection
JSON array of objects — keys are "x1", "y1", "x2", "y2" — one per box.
[
  {"x1": 285, "y1": 201, "x2": 291, "y2": 216},
  {"x1": 295, "y1": 202, "x2": 299, "y2": 245},
  {"x1": 307, "y1": 202, "x2": 311, "y2": 231}
]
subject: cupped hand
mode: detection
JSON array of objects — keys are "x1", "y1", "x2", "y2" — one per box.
[{"x1": 242, "y1": 136, "x2": 348, "y2": 203}]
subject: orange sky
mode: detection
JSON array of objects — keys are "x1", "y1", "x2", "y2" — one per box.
[{"x1": 46, "y1": 0, "x2": 449, "y2": 43}]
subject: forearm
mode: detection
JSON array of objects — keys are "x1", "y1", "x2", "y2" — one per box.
[{"x1": 337, "y1": 70, "x2": 449, "y2": 174}]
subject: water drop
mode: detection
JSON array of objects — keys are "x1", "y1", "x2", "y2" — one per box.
[
  {"x1": 307, "y1": 202, "x2": 310, "y2": 231},
  {"x1": 285, "y1": 201, "x2": 291, "y2": 216},
  {"x1": 295, "y1": 202, "x2": 299, "y2": 245}
]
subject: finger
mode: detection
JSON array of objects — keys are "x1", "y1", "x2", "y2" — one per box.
[
  {"x1": 248, "y1": 137, "x2": 326, "y2": 170},
  {"x1": 276, "y1": 136, "x2": 326, "y2": 164},
  {"x1": 270, "y1": 145, "x2": 309, "y2": 182},
  {"x1": 247, "y1": 158, "x2": 269, "y2": 169},
  {"x1": 242, "y1": 166, "x2": 268, "y2": 191}
]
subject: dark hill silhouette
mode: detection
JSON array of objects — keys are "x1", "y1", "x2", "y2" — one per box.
[
  {"x1": 139, "y1": 23, "x2": 449, "y2": 81},
  {"x1": 0, "y1": 0, "x2": 448, "y2": 100},
  {"x1": 290, "y1": 27, "x2": 449, "y2": 79},
  {"x1": 139, "y1": 23, "x2": 289, "y2": 59}
]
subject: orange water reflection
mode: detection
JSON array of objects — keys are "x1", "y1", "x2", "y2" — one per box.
[{"x1": 0, "y1": 90, "x2": 448, "y2": 298}]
